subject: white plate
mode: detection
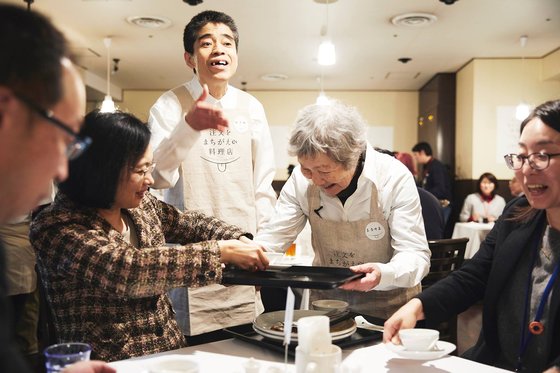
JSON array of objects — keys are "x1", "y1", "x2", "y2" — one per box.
[
  {"x1": 264, "y1": 252, "x2": 311, "y2": 269},
  {"x1": 253, "y1": 324, "x2": 356, "y2": 342},
  {"x1": 385, "y1": 341, "x2": 456, "y2": 360},
  {"x1": 253, "y1": 310, "x2": 356, "y2": 341}
]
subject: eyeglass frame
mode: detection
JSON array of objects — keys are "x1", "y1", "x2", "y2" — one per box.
[
  {"x1": 503, "y1": 152, "x2": 560, "y2": 171},
  {"x1": 13, "y1": 92, "x2": 92, "y2": 160},
  {"x1": 130, "y1": 162, "x2": 156, "y2": 177}
]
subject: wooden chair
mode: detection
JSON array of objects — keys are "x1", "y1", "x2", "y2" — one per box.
[{"x1": 422, "y1": 237, "x2": 469, "y2": 349}]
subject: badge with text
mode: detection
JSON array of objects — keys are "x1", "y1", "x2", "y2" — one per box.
[
  {"x1": 365, "y1": 222, "x2": 385, "y2": 240},
  {"x1": 232, "y1": 116, "x2": 249, "y2": 133}
]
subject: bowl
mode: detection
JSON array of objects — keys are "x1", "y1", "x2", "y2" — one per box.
[
  {"x1": 311, "y1": 299, "x2": 349, "y2": 313},
  {"x1": 148, "y1": 357, "x2": 199, "y2": 373},
  {"x1": 398, "y1": 328, "x2": 439, "y2": 351}
]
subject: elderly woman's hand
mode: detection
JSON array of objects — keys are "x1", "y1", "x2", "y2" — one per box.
[
  {"x1": 218, "y1": 239, "x2": 269, "y2": 271},
  {"x1": 338, "y1": 263, "x2": 381, "y2": 292}
]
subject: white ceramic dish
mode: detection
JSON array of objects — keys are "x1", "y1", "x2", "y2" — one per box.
[
  {"x1": 264, "y1": 252, "x2": 307, "y2": 269},
  {"x1": 253, "y1": 310, "x2": 356, "y2": 341},
  {"x1": 385, "y1": 341, "x2": 456, "y2": 360},
  {"x1": 253, "y1": 324, "x2": 356, "y2": 342},
  {"x1": 311, "y1": 299, "x2": 349, "y2": 313}
]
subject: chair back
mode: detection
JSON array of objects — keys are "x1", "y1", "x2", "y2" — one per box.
[
  {"x1": 423, "y1": 237, "x2": 468, "y2": 290},
  {"x1": 422, "y1": 237, "x2": 469, "y2": 349}
]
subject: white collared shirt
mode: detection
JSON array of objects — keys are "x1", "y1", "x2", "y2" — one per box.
[{"x1": 148, "y1": 77, "x2": 277, "y2": 230}]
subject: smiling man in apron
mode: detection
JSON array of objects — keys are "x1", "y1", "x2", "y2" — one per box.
[
  {"x1": 148, "y1": 11, "x2": 277, "y2": 342},
  {"x1": 255, "y1": 101, "x2": 430, "y2": 319}
]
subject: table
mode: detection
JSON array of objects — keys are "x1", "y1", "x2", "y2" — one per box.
[
  {"x1": 452, "y1": 222, "x2": 494, "y2": 259},
  {"x1": 109, "y1": 338, "x2": 511, "y2": 373}
]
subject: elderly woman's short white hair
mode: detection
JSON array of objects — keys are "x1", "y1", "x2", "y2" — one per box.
[{"x1": 288, "y1": 100, "x2": 367, "y2": 169}]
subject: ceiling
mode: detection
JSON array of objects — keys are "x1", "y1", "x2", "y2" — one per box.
[{"x1": 7, "y1": 0, "x2": 560, "y2": 98}]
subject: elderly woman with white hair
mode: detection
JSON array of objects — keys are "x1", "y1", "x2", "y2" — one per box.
[{"x1": 255, "y1": 101, "x2": 430, "y2": 318}]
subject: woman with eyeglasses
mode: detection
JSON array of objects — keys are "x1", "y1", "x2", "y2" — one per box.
[
  {"x1": 29, "y1": 110, "x2": 268, "y2": 361},
  {"x1": 459, "y1": 172, "x2": 506, "y2": 223},
  {"x1": 383, "y1": 100, "x2": 560, "y2": 373}
]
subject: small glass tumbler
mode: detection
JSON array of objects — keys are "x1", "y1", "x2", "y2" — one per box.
[
  {"x1": 44, "y1": 342, "x2": 91, "y2": 373},
  {"x1": 285, "y1": 243, "x2": 297, "y2": 257}
]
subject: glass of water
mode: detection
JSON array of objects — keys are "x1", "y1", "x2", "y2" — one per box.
[{"x1": 44, "y1": 342, "x2": 91, "y2": 373}]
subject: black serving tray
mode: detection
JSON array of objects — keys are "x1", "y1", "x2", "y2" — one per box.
[
  {"x1": 224, "y1": 313, "x2": 384, "y2": 358},
  {"x1": 222, "y1": 266, "x2": 364, "y2": 289}
]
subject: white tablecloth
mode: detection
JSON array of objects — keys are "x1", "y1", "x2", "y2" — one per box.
[
  {"x1": 452, "y1": 222, "x2": 494, "y2": 259},
  {"x1": 109, "y1": 338, "x2": 511, "y2": 373}
]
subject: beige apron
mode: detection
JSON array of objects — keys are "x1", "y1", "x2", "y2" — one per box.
[
  {"x1": 307, "y1": 183, "x2": 420, "y2": 319},
  {"x1": 169, "y1": 86, "x2": 260, "y2": 336}
]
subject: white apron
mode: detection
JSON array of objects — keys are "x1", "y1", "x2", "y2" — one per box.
[
  {"x1": 307, "y1": 183, "x2": 420, "y2": 319},
  {"x1": 167, "y1": 86, "x2": 261, "y2": 336}
]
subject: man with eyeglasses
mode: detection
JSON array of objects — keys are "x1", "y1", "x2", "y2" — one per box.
[{"x1": 0, "y1": 4, "x2": 112, "y2": 373}]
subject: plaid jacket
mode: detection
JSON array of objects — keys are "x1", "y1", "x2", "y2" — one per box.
[{"x1": 30, "y1": 192, "x2": 246, "y2": 361}]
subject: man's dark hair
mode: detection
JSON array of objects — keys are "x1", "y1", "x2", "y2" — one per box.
[
  {"x1": 0, "y1": 4, "x2": 69, "y2": 108},
  {"x1": 183, "y1": 10, "x2": 239, "y2": 54},
  {"x1": 58, "y1": 110, "x2": 151, "y2": 209},
  {"x1": 411, "y1": 142, "x2": 433, "y2": 156}
]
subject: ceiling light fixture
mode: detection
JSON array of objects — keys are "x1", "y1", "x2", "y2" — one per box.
[
  {"x1": 515, "y1": 35, "x2": 530, "y2": 121},
  {"x1": 317, "y1": 0, "x2": 336, "y2": 66},
  {"x1": 100, "y1": 37, "x2": 116, "y2": 113}
]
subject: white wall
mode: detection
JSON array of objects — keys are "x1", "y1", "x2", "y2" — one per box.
[{"x1": 456, "y1": 56, "x2": 560, "y2": 180}]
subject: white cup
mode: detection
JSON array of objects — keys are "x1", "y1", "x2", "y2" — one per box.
[
  {"x1": 295, "y1": 344, "x2": 341, "y2": 373},
  {"x1": 398, "y1": 328, "x2": 439, "y2": 351},
  {"x1": 148, "y1": 357, "x2": 199, "y2": 373}
]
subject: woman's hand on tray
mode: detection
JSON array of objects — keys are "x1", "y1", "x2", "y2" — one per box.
[{"x1": 219, "y1": 239, "x2": 269, "y2": 271}]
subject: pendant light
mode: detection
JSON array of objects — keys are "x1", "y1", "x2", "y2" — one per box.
[
  {"x1": 317, "y1": 0, "x2": 336, "y2": 66},
  {"x1": 100, "y1": 37, "x2": 116, "y2": 113},
  {"x1": 515, "y1": 35, "x2": 530, "y2": 121}
]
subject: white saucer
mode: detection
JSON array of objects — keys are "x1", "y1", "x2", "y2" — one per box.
[{"x1": 385, "y1": 341, "x2": 456, "y2": 360}]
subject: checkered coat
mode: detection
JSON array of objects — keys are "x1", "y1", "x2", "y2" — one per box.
[{"x1": 30, "y1": 192, "x2": 246, "y2": 361}]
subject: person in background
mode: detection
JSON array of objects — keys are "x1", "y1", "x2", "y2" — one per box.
[
  {"x1": 0, "y1": 5, "x2": 115, "y2": 373},
  {"x1": 148, "y1": 10, "x2": 276, "y2": 343},
  {"x1": 30, "y1": 110, "x2": 268, "y2": 361},
  {"x1": 396, "y1": 152, "x2": 444, "y2": 239},
  {"x1": 509, "y1": 175, "x2": 525, "y2": 197},
  {"x1": 412, "y1": 142, "x2": 453, "y2": 224},
  {"x1": 255, "y1": 101, "x2": 430, "y2": 319},
  {"x1": 459, "y1": 172, "x2": 506, "y2": 223},
  {"x1": 0, "y1": 216, "x2": 40, "y2": 369},
  {"x1": 383, "y1": 100, "x2": 560, "y2": 373}
]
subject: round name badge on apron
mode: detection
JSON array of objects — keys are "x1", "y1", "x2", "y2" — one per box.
[
  {"x1": 232, "y1": 116, "x2": 249, "y2": 133},
  {"x1": 365, "y1": 221, "x2": 385, "y2": 240}
]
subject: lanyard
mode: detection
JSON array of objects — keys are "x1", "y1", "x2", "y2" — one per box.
[{"x1": 516, "y1": 223, "x2": 560, "y2": 371}]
